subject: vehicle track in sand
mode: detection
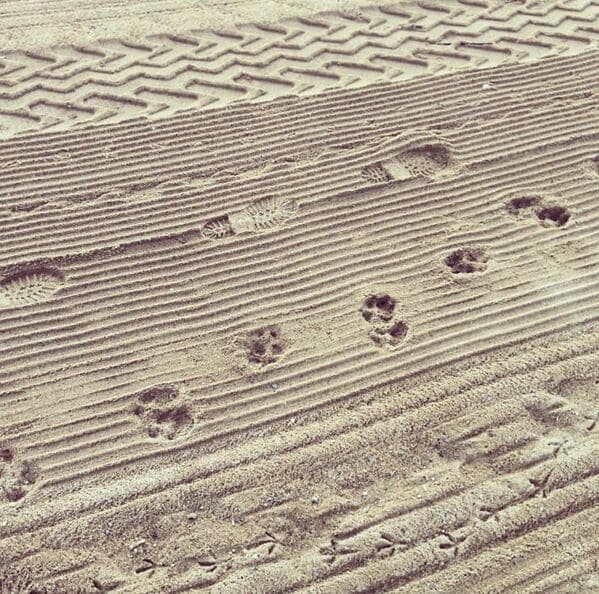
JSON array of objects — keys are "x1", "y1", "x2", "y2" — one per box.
[{"x1": 0, "y1": 0, "x2": 596, "y2": 136}]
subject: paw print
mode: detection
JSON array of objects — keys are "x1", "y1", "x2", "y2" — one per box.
[
  {"x1": 360, "y1": 294, "x2": 409, "y2": 347},
  {"x1": 245, "y1": 325, "x2": 285, "y2": 364},
  {"x1": 506, "y1": 195, "x2": 542, "y2": 216},
  {"x1": 506, "y1": 195, "x2": 571, "y2": 228},
  {"x1": 444, "y1": 247, "x2": 488, "y2": 274},
  {"x1": 368, "y1": 319, "x2": 409, "y2": 347},
  {"x1": 360, "y1": 294, "x2": 396, "y2": 323},
  {"x1": 0, "y1": 445, "x2": 39, "y2": 502},
  {"x1": 536, "y1": 205, "x2": 570, "y2": 228},
  {"x1": 132, "y1": 385, "x2": 193, "y2": 441}
]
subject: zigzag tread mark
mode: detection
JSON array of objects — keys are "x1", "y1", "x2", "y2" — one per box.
[{"x1": 0, "y1": 0, "x2": 596, "y2": 137}]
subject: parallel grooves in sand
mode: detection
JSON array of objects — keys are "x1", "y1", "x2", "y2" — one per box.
[
  {"x1": 0, "y1": 99, "x2": 596, "y2": 265},
  {"x1": 4, "y1": 236, "x2": 594, "y2": 458},
  {"x1": 1, "y1": 135, "x2": 596, "y2": 335},
  {"x1": 0, "y1": 54, "x2": 596, "y2": 269},
  {"x1": 1, "y1": 50, "x2": 596, "y2": 179},
  {"x1": 0, "y1": 140, "x2": 596, "y2": 399},
  {"x1": 0, "y1": 60, "x2": 595, "y2": 498},
  {"x1": 3, "y1": 334, "x2": 596, "y2": 533},
  {"x1": 2, "y1": 337, "x2": 597, "y2": 594},
  {"x1": 0, "y1": 19, "x2": 598, "y2": 594}
]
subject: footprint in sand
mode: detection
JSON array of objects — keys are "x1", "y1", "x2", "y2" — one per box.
[
  {"x1": 506, "y1": 195, "x2": 571, "y2": 228},
  {"x1": 0, "y1": 266, "x2": 65, "y2": 309},
  {"x1": 200, "y1": 196, "x2": 297, "y2": 240},
  {"x1": 360, "y1": 293, "x2": 409, "y2": 347},
  {"x1": 362, "y1": 143, "x2": 455, "y2": 185},
  {"x1": 245, "y1": 325, "x2": 286, "y2": 365},
  {"x1": 444, "y1": 247, "x2": 489, "y2": 274},
  {"x1": 132, "y1": 385, "x2": 194, "y2": 440},
  {"x1": 0, "y1": 445, "x2": 40, "y2": 502}
]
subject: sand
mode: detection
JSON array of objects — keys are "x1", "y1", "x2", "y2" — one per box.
[{"x1": 0, "y1": 0, "x2": 597, "y2": 592}]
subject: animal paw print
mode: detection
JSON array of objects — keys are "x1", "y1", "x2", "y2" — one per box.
[
  {"x1": 444, "y1": 247, "x2": 489, "y2": 274},
  {"x1": 360, "y1": 294, "x2": 396, "y2": 323},
  {"x1": 506, "y1": 195, "x2": 542, "y2": 216},
  {"x1": 506, "y1": 195, "x2": 571, "y2": 228},
  {"x1": 132, "y1": 385, "x2": 193, "y2": 440},
  {"x1": 245, "y1": 325, "x2": 285, "y2": 364},
  {"x1": 536, "y1": 205, "x2": 570, "y2": 228},
  {"x1": 0, "y1": 445, "x2": 39, "y2": 502},
  {"x1": 360, "y1": 294, "x2": 409, "y2": 347},
  {"x1": 369, "y1": 320, "x2": 409, "y2": 347}
]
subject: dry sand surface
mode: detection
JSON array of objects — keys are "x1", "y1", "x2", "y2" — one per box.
[{"x1": 0, "y1": 0, "x2": 598, "y2": 592}]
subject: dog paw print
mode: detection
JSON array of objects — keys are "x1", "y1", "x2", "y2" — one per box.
[
  {"x1": 369, "y1": 320, "x2": 409, "y2": 347},
  {"x1": 444, "y1": 247, "x2": 488, "y2": 274},
  {"x1": 536, "y1": 205, "x2": 570, "y2": 228},
  {"x1": 506, "y1": 195, "x2": 542, "y2": 216},
  {"x1": 0, "y1": 446, "x2": 39, "y2": 502},
  {"x1": 360, "y1": 294, "x2": 396, "y2": 323},
  {"x1": 506, "y1": 195, "x2": 571, "y2": 228},
  {"x1": 132, "y1": 385, "x2": 193, "y2": 441},
  {"x1": 360, "y1": 294, "x2": 409, "y2": 347},
  {"x1": 245, "y1": 325, "x2": 285, "y2": 364}
]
